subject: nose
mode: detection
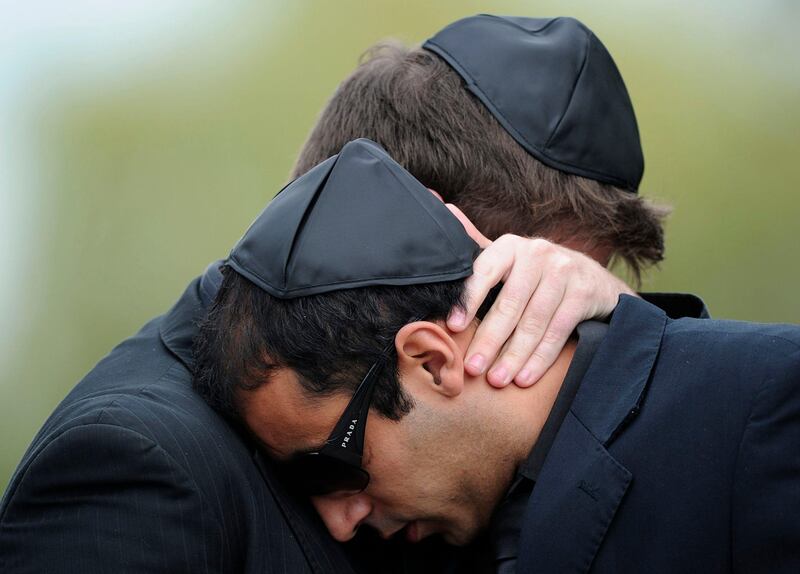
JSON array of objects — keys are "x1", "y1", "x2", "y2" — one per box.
[{"x1": 311, "y1": 493, "x2": 373, "y2": 542}]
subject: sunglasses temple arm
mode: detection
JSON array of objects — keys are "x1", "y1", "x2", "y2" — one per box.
[
  {"x1": 322, "y1": 353, "x2": 388, "y2": 465},
  {"x1": 321, "y1": 317, "x2": 424, "y2": 465}
]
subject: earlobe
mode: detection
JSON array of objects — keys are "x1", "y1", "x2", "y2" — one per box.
[{"x1": 395, "y1": 321, "x2": 464, "y2": 398}]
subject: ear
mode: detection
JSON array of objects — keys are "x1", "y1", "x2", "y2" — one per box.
[{"x1": 394, "y1": 321, "x2": 464, "y2": 398}]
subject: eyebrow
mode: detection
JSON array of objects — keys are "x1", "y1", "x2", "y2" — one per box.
[
  {"x1": 249, "y1": 419, "x2": 332, "y2": 461},
  {"x1": 252, "y1": 435, "x2": 309, "y2": 462}
]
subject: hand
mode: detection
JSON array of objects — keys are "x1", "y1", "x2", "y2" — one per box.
[{"x1": 443, "y1": 203, "x2": 636, "y2": 388}]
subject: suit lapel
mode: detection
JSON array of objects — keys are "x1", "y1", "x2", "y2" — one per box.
[
  {"x1": 570, "y1": 295, "x2": 668, "y2": 445},
  {"x1": 517, "y1": 413, "x2": 632, "y2": 572},
  {"x1": 518, "y1": 296, "x2": 667, "y2": 573}
]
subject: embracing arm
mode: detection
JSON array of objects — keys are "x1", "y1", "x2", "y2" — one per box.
[{"x1": 0, "y1": 422, "x2": 228, "y2": 574}]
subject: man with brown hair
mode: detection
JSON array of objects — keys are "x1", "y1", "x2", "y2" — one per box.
[
  {"x1": 293, "y1": 15, "x2": 705, "y2": 392},
  {"x1": 295, "y1": 45, "x2": 665, "y2": 276}
]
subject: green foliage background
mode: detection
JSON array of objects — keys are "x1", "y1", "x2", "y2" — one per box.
[{"x1": 2, "y1": 1, "x2": 799, "y2": 490}]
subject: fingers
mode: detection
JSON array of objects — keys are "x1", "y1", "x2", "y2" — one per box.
[
  {"x1": 431, "y1": 196, "x2": 497, "y2": 332},
  {"x1": 487, "y1": 270, "x2": 568, "y2": 387},
  {"x1": 447, "y1": 235, "x2": 514, "y2": 334},
  {"x1": 512, "y1": 293, "x2": 584, "y2": 387},
  {"x1": 506, "y1": 255, "x2": 619, "y2": 387},
  {"x1": 513, "y1": 312, "x2": 579, "y2": 388},
  {"x1": 464, "y1": 245, "x2": 545, "y2": 382}
]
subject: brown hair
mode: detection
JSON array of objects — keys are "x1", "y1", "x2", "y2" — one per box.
[{"x1": 293, "y1": 41, "x2": 669, "y2": 281}]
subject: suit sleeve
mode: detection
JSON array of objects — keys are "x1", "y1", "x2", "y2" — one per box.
[
  {"x1": 732, "y1": 347, "x2": 800, "y2": 574},
  {"x1": 0, "y1": 422, "x2": 227, "y2": 574}
]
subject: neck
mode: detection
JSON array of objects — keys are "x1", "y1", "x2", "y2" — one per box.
[{"x1": 453, "y1": 323, "x2": 578, "y2": 475}]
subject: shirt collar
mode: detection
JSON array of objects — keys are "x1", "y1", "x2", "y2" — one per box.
[{"x1": 515, "y1": 320, "x2": 609, "y2": 486}]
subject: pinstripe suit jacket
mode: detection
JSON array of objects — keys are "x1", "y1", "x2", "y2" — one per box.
[{"x1": 0, "y1": 266, "x2": 357, "y2": 574}]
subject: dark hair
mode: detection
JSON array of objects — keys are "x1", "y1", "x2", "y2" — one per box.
[
  {"x1": 293, "y1": 41, "x2": 670, "y2": 282},
  {"x1": 192, "y1": 265, "x2": 467, "y2": 421}
]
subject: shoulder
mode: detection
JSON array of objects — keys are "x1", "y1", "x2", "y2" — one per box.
[
  {"x1": 0, "y1": 317, "x2": 267, "y2": 571},
  {"x1": 611, "y1": 296, "x2": 800, "y2": 419},
  {"x1": 664, "y1": 312, "x2": 800, "y2": 370},
  {"x1": 618, "y1": 294, "x2": 800, "y2": 361},
  {"x1": 5, "y1": 312, "x2": 259, "y2": 516},
  {"x1": 0, "y1": 412, "x2": 258, "y2": 573},
  {"x1": 667, "y1": 312, "x2": 800, "y2": 347}
]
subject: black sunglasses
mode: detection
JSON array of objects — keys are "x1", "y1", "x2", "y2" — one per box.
[{"x1": 282, "y1": 319, "x2": 422, "y2": 496}]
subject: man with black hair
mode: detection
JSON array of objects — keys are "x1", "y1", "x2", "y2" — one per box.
[
  {"x1": 212, "y1": 139, "x2": 800, "y2": 574},
  {"x1": 0, "y1": 15, "x2": 711, "y2": 574}
]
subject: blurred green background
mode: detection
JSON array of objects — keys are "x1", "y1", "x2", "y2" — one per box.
[{"x1": 2, "y1": 1, "x2": 798, "y2": 490}]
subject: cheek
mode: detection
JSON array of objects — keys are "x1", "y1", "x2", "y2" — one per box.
[
  {"x1": 361, "y1": 423, "x2": 417, "y2": 497},
  {"x1": 362, "y1": 421, "x2": 443, "y2": 508}
]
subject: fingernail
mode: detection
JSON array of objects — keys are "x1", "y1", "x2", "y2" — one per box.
[
  {"x1": 489, "y1": 365, "x2": 508, "y2": 385},
  {"x1": 467, "y1": 354, "x2": 486, "y2": 374},
  {"x1": 517, "y1": 369, "x2": 532, "y2": 385},
  {"x1": 449, "y1": 309, "x2": 466, "y2": 329}
]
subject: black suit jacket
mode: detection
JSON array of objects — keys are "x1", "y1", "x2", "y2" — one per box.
[
  {"x1": 0, "y1": 266, "x2": 357, "y2": 574},
  {"x1": 518, "y1": 296, "x2": 800, "y2": 573},
  {"x1": 0, "y1": 260, "x2": 708, "y2": 573}
]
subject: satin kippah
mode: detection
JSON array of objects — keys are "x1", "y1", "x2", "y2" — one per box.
[
  {"x1": 228, "y1": 138, "x2": 478, "y2": 298},
  {"x1": 424, "y1": 15, "x2": 644, "y2": 192}
]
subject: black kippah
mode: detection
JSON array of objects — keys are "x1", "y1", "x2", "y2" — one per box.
[
  {"x1": 228, "y1": 139, "x2": 478, "y2": 298},
  {"x1": 424, "y1": 15, "x2": 644, "y2": 192}
]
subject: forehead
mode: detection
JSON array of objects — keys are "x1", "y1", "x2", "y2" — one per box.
[{"x1": 241, "y1": 367, "x2": 348, "y2": 460}]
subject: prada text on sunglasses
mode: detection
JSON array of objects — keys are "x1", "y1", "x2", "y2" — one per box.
[{"x1": 280, "y1": 337, "x2": 401, "y2": 496}]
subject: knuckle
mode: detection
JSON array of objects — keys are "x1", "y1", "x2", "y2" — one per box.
[
  {"x1": 493, "y1": 234, "x2": 515, "y2": 250},
  {"x1": 528, "y1": 348, "x2": 552, "y2": 367},
  {"x1": 500, "y1": 347, "x2": 525, "y2": 365},
  {"x1": 549, "y1": 254, "x2": 574, "y2": 277},
  {"x1": 528, "y1": 237, "x2": 554, "y2": 256},
  {"x1": 518, "y1": 313, "x2": 547, "y2": 336},
  {"x1": 496, "y1": 292, "x2": 524, "y2": 318},
  {"x1": 472, "y1": 258, "x2": 496, "y2": 280},
  {"x1": 540, "y1": 328, "x2": 565, "y2": 347},
  {"x1": 557, "y1": 253, "x2": 576, "y2": 271}
]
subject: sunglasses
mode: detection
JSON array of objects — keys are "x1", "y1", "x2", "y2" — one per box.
[{"x1": 281, "y1": 318, "x2": 423, "y2": 496}]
